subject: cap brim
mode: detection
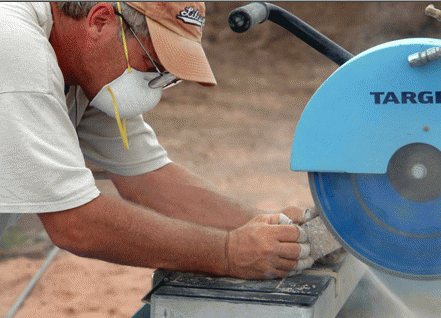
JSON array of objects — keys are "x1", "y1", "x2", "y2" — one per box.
[{"x1": 146, "y1": 17, "x2": 217, "y2": 86}]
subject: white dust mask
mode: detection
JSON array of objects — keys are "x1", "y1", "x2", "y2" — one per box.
[
  {"x1": 89, "y1": 69, "x2": 162, "y2": 150},
  {"x1": 90, "y1": 69, "x2": 162, "y2": 119}
]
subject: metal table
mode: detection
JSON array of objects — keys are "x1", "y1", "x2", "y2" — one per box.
[{"x1": 133, "y1": 253, "x2": 366, "y2": 318}]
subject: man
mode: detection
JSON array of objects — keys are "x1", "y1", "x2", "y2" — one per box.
[{"x1": 0, "y1": 2, "x2": 314, "y2": 280}]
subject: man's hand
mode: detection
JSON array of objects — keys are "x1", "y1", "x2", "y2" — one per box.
[
  {"x1": 279, "y1": 206, "x2": 318, "y2": 225},
  {"x1": 226, "y1": 214, "x2": 313, "y2": 279}
]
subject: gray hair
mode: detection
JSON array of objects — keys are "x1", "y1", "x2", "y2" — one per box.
[{"x1": 57, "y1": 2, "x2": 149, "y2": 38}]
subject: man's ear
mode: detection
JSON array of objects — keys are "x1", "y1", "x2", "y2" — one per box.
[{"x1": 86, "y1": 3, "x2": 118, "y2": 40}]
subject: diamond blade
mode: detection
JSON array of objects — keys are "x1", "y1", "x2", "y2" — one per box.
[{"x1": 309, "y1": 144, "x2": 441, "y2": 280}]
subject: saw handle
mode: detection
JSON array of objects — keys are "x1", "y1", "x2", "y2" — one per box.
[
  {"x1": 228, "y1": 2, "x2": 270, "y2": 33},
  {"x1": 228, "y1": 2, "x2": 354, "y2": 66}
]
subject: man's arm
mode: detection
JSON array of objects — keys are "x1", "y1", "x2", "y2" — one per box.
[
  {"x1": 38, "y1": 194, "x2": 306, "y2": 279},
  {"x1": 38, "y1": 194, "x2": 228, "y2": 274},
  {"x1": 107, "y1": 162, "x2": 305, "y2": 230}
]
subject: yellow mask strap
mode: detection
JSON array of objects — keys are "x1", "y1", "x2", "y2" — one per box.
[
  {"x1": 106, "y1": 2, "x2": 128, "y2": 150},
  {"x1": 106, "y1": 86, "x2": 129, "y2": 149},
  {"x1": 117, "y1": 2, "x2": 131, "y2": 73}
]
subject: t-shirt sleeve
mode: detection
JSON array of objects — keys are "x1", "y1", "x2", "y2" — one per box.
[
  {"x1": 0, "y1": 93, "x2": 100, "y2": 213},
  {"x1": 77, "y1": 101, "x2": 172, "y2": 177},
  {"x1": 0, "y1": 3, "x2": 99, "y2": 214}
]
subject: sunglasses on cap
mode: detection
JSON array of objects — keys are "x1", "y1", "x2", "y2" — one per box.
[{"x1": 114, "y1": 10, "x2": 182, "y2": 89}]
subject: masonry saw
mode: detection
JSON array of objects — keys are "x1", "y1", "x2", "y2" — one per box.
[{"x1": 229, "y1": 3, "x2": 441, "y2": 281}]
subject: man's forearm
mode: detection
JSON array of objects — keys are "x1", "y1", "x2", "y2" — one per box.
[
  {"x1": 108, "y1": 163, "x2": 262, "y2": 230},
  {"x1": 38, "y1": 194, "x2": 229, "y2": 275}
]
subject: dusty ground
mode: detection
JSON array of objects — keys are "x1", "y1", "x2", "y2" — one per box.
[{"x1": 1, "y1": 2, "x2": 439, "y2": 317}]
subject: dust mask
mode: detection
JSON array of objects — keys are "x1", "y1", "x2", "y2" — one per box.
[
  {"x1": 90, "y1": 69, "x2": 162, "y2": 148},
  {"x1": 90, "y1": 70, "x2": 162, "y2": 119}
]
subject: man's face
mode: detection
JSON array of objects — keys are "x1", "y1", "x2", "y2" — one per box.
[{"x1": 49, "y1": 2, "x2": 166, "y2": 99}]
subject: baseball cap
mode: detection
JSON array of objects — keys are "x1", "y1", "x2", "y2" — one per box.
[{"x1": 125, "y1": 2, "x2": 217, "y2": 86}]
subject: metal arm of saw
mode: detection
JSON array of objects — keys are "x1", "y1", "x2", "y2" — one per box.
[{"x1": 228, "y1": 2, "x2": 354, "y2": 66}]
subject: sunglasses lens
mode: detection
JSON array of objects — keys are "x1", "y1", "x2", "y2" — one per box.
[
  {"x1": 162, "y1": 78, "x2": 182, "y2": 90},
  {"x1": 149, "y1": 73, "x2": 180, "y2": 89}
]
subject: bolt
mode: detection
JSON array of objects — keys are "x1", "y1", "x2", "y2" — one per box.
[
  {"x1": 423, "y1": 126, "x2": 429, "y2": 132},
  {"x1": 408, "y1": 47, "x2": 441, "y2": 67},
  {"x1": 426, "y1": 4, "x2": 441, "y2": 22},
  {"x1": 411, "y1": 164, "x2": 427, "y2": 180}
]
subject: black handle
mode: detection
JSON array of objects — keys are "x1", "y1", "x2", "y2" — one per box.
[
  {"x1": 228, "y1": 2, "x2": 354, "y2": 66},
  {"x1": 228, "y1": 2, "x2": 270, "y2": 33}
]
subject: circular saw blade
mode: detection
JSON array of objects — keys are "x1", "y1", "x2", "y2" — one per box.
[{"x1": 309, "y1": 144, "x2": 441, "y2": 280}]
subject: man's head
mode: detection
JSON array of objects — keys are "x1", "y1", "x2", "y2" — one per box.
[
  {"x1": 124, "y1": 2, "x2": 216, "y2": 87},
  {"x1": 50, "y1": 2, "x2": 216, "y2": 99}
]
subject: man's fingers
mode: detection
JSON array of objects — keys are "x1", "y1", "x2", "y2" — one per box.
[
  {"x1": 252, "y1": 213, "x2": 283, "y2": 225},
  {"x1": 256, "y1": 209, "x2": 318, "y2": 227},
  {"x1": 294, "y1": 224, "x2": 308, "y2": 243},
  {"x1": 277, "y1": 242, "x2": 298, "y2": 259},
  {"x1": 302, "y1": 206, "x2": 318, "y2": 222},
  {"x1": 298, "y1": 243, "x2": 311, "y2": 259},
  {"x1": 279, "y1": 207, "x2": 304, "y2": 223},
  {"x1": 275, "y1": 257, "x2": 298, "y2": 272},
  {"x1": 275, "y1": 224, "x2": 308, "y2": 243},
  {"x1": 274, "y1": 255, "x2": 314, "y2": 274},
  {"x1": 278, "y1": 243, "x2": 310, "y2": 259},
  {"x1": 296, "y1": 257, "x2": 314, "y2": 270},
  {"x1": 279, "y1": 206, "x2": 319, "y2": 224},
  {"x1": 278, "y1": 213, "x2": 293, "y2": 225}
]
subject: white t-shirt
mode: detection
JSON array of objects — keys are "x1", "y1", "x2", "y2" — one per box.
[{"x1": 0, "y1": 3, "x2": 171, "y2": 239}]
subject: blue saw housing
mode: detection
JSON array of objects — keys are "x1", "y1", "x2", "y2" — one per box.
[
  {"x1": 291, "y1": 38, "x2": 441, "y2": 174},
  {"x1": 291, "y1": 38, "x2": 441, "y2": 279}
]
